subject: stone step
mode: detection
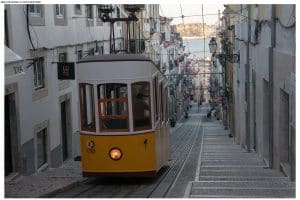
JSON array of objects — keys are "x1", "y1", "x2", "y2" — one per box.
[
  {"x1": 202, "y1": 157, "x2": 260, "y2": 161},
  {"x1": 204, "y1": 145, "x2": 241, "y2": 148},
  {"x1": 200, "y1": 169, "x2": 285, "y2": 177},
  {"x1": 200, "y1": 165, "x2": 266, "y2": 170},
  {"x1": 203, "y1": 152, "x2": 255, "y2": 155},
  {"x1": 202, "y1": 160, "x2": 265, "y2": 166},
  {"x1": 204, "y1": 138, "x2": 235, "y2": 140},
  {"x1": 203, "y1": 142, "x2": 237, "y2": 145},
  {"x1": 199, "y1": 176, "x2": 291, "y2": 182},
  {"x1": 203, "y1": 157, "x2": 261, "y2": 161},
  {"x1": 189, "y1": 187, "x2": 295, "y2": 198},
  {"x1": 203, "y1": 148, "x2": 248, "y2": 152},
  {"x1": 204, "y1": 129, "x2": 227, "y2": 131},
  {"x1": 192, "y1": 180, "x2": 295, "y2": 188},
  {"x1": 203, "y1": 153, "x2": 252, "y2": 156},
  {"x1": 203, "y1": 151, "x2": 249, "y2": 154}
]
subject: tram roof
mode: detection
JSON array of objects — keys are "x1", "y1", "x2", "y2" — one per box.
[{"x1": 77, "y1": 54, "x2": 153, "y2": 64}]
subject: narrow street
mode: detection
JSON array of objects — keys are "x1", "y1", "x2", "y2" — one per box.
[
  {"x1": 4, "y1": 4, "x2": 295, "y2": 198},
  {"x1": 186, "y1": 114, "x2": 295, "y2": 198},
  {"x1": 39, "y1": 103, "x2": 293, "y2": 198}
]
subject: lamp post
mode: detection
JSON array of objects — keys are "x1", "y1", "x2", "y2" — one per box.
[
  {"x1": 208, "y1": 37, "x2": 239, "y2": 130},
  {"x1": 208, "y1": 37, "x2": 240, "y2": 63}
]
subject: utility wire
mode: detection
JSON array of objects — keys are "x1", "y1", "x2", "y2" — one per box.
[
  {"x1": 179, "y1": 4, "x2": 190, "y2": 53},
  {"x1": 202, "y1": 4, "x2": 206, "y2": 59},
  {"x1": 201, "y1": 4, "x2": 206, "y2": 87}
]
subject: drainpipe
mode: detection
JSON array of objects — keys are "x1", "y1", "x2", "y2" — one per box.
[
  {"x1": 268, "y1": 5, "x2": 275, "y2": 168},
  {"x1": 245, "y1": 5, "x2": 251, "y2": 152}
]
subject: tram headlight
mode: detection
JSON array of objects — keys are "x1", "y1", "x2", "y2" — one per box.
[{"x1": 109, "y1": 148, "x2": 122, "y2": 161}]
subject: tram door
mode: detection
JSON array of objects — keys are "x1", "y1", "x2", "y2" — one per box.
[{"x1": 60, "y1": 100, "x2": 71, "y2": 161}]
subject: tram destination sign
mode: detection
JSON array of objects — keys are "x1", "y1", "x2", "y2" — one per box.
[{"x1": 57, "y1": 62, "x2": 75, "y2": 80}]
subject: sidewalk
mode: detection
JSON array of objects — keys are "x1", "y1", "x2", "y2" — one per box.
[
  {"x1": 5, "y1": 160, "x2": 86, "y2": 198},
  {"x1": 185, "y1": 119, "x2": 295, "y2": 198}
]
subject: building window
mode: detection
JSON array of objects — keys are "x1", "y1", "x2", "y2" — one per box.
[
  {"x1": 96, "y1": 5, "x2": 101, "y2": 19},
  {"x1": 88, "y1": 48, "x2": 94, "y2": 56},
  {"x1": 33, "y1": 57, "x2": 45, "y2": 90},
  {"x1": 28, "y1": 4, "x2": 41, "y2": 16},
  {"x1": 96, "y1": 5, "x2": 104, "y2": 26},
  {"x1": 116, "y1": 7, "x2": 120, "y2": 26},
  {"x1": 55, "y1": 5, "x2": 65, "y2": 19},
  {"x1": 36, "y1": 128, "x2": 47, "y2": 169},
  {"x1": 79, "y1": 83, "x2": 95, "y2": 132},
  {"x1": 132, "y1": 82, "x2": 151, "y2": 130},
  {"x1": 77, "y1": 50, "x2": 82, "y2": 60},
  {"x1": 54, "y1": 5, "x2": 67, "y2": 26},
  {"x1": 58, "y1": 52, "x2": 67, "y2": 62},
  {"x1": 97, "y1": 43, "x2": 104, "y2": 55},
  {"x1": 86, "y1": 5, "x2": 93, "y2": 20},
  {"x1": 100, "y1": 46, "x2": 104, "y2": 55},
  {"x1": 98, "y1": 83, "x2": 128, "y2": 132},
  {"x1": 74, "y1": 4, "x2": 81, "y2": 15},
  {"x1": 27, "y1": 5, "x2": 45, "y2": 26},
  {"x1": 116, "y1": 6, "x2": 120, "y2": 18},
  {"x1": 5, "y1": 9, "x2": 9, "y2": 47}
]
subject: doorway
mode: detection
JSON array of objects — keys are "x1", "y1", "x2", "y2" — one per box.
[
  {"x1": 252, "y1": 70, "x2": 257, "y2": 151},
  {"x1": 262, "y1": 79, "x2": 270, "y2": 164},
  {"x1": 5, "y1": 93, "x2": 19, "y2": 176},
  {"x1": 5, "y1": 94, "x2": 13, "y2": 176},
  {"x1": 279, "y1": 89, "x2": 290, "y2": 175},
  {"x1": 60, "y1": 99, "x2": 71, "y2": 161}
]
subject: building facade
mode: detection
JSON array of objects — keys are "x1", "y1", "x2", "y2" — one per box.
[
  {"x1": 4, "y1": 4, "x2": 166, "y2": 175},
  {"x1": 159, "y1": 17, "x2": 188, "y2": 119},
  {"x1": 220, "y1": 4, "x2": 295, "y2": 181},
  {"x1": 4, "y1": 4, "x2": 161, "y2": 176}
]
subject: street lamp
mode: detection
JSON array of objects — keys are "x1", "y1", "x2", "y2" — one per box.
[
  {"x1": 208, "y1": 37, "x2": 217, "y2": 54},
  {"x1": 208, "y1": 37, "x2": 240, "y2": 63}
]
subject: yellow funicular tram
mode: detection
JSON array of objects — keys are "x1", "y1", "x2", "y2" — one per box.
[{"x1": 77, "y1": 54, "x2": 170, "y2": 177}]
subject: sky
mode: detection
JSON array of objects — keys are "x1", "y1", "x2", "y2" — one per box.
[{"x1": 160, "y1": 4, "x2": 225, "y2": 26}]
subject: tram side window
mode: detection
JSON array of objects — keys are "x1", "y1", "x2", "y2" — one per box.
[
  {"x1": 164, "y1": 87, "x2": 169, "y2": 122},
  {"x1": 79, "y1": 83, "x2": 95, "y2": 132},
  {"x1": 132, "y1": 82, "x2": 151, "y2": 130},
  {"x1": 98, "y1": 83, "x2": 128, "y2": 131},
  {"x1": 160, "y1": 83, "x2": 164, "y2": 121},
  {"x1": 153, "y1": 77, "x2": 158, "y2": 122}
]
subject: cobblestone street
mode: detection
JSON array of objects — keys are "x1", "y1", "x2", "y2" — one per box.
[{"x1": 5, "y1": 104, "x2": 295, "y2": 198}]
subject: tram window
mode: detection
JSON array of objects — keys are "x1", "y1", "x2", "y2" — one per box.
[
  {"x1": 164, "y1": 87, "x2": 169, "y2": 122},
  {"x1": 160, "y1": 83, "x2": 164, "y2": 121},
  {"x1": 79, "y1": 83, "x2": 95, "y2": 132},
  {"x1": 153, "y1": 77, "x2": 158, "y2": 122},
  {"x1": 132, "y1": 82, "x2": 151, "y2": 130},
  {"x1": 98, "y1": 83, "x2": 128, "y2": 131}
]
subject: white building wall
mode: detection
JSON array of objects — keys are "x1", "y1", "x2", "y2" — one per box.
[
  {"x1": 233, "y1": 4, "x2": 295, "y2": 178},
  {"x1": 6, "y1": 4, "x2": 122, "y2": 175}
]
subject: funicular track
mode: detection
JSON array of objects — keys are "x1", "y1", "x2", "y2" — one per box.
[{"x1": 47, "y1": 105, "x2": 205, "y2": 198}]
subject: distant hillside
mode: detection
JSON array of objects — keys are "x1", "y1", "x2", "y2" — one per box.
[{"x1": 176, "y1": 23, "x2": 216, "y2": 38}]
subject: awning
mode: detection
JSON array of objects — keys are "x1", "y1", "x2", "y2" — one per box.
[
  {"x1": 5, "y1": 46, "x2": 25, "y2": 79},
  {"x1": 5, "y1": 46, "x2": 23, "y2": 64}
]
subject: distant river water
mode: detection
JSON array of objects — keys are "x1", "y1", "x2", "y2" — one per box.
[{"x1": 183, "y1": 37, "x2": 212, "y2": 60}]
